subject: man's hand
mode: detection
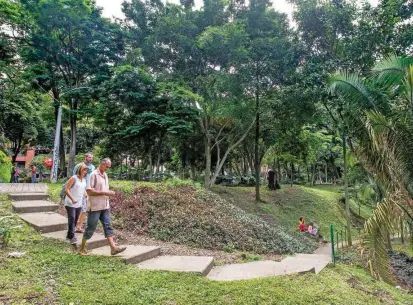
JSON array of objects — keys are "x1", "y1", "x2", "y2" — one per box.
[{"x1": 105, "y1": 190, "x2": 116, "y2": 197}]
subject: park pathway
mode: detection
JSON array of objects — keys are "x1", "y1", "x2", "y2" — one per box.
[{"x1": 2, "y1": 183, "x2": 332, "y2": 281}]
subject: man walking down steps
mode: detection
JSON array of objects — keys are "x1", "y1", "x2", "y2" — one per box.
[{"x1": 78, "y1": 158, "x2": 126, "y2": 256}]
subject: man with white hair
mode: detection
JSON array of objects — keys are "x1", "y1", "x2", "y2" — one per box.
[{"x1": 78, "y1": 158, "x2": 126, "y2": 255}]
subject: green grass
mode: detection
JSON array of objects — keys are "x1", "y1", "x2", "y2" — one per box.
[
  {"x1": 213, "y1": 185, "x2": 371, "y2": 239},
  {"x1": 2, "y1": 189, "x2": 413, "y2": 304},
  {"x1": 393, "y1": 241, "x2": 413, "y2": 257}
]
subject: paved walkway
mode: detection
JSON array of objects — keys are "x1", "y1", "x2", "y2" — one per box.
[
  {"x1": 4, "y1": 183, "x2": 332, "y2": 280},
  {"x1": 0, "y1": 183, "x2": 48, "y2": 194}
]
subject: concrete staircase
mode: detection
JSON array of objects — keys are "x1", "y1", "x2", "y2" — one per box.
[{"x1": 4, "y1": 183, "x2": 332, "y2": 280}]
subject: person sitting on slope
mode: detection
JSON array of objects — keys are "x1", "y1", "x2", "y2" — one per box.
[{"x1": 298, "y1": 216, "x2": 307, "y2": 232}]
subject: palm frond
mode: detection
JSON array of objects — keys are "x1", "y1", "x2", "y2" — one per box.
[
  {"x1": 372, "y1": 54, "x2": 413, "y2": 88},
  {"x1": 402, "y1": 65, "x2": 413, "y2": 110},
  {"x1": 329, "y1": 71, "x2": 377, "y2": 111}
]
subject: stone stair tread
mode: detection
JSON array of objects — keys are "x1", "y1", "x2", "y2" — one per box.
[
  {"x1": 12, "y1": 200, "x2": 58, "y2": 213},
  {"x1": 42, "y1": 230, "x2": 108, "y2": 250},
  {"x1": 10, "y1": 193, "x2": 48, "y2": 201},
  {"x1": 207, "y1": 260, "x2": 315, "y2": 281},
  {"x1": 281, "y1": 256, "x2": 330, "y2": 274},
  {"x1": 90, "y1": 245, "x2": 160, "y2": 264},
  {"x1": 138, "y1": 255, "x2": 214, "y2": 276},
  {"x1": 314, "y1": 244, "x2": 332, "y2": 255},
  {"x1": 18, "y1": 212, "x2": 67, "y2": 233},
  {"x1": 10, "y1": 192, "x2": 48, "y2": 195}
]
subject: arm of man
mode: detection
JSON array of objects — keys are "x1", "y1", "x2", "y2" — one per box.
[{"x1": 86, "y1": 174, "x2": 114, "y2": 196}]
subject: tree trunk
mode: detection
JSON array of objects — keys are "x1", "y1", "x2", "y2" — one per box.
[
  {"x1": 190, "y1": 162, "x2": 196, "y2": 181},
  {"x1": 277, "y1": 158, "x2": 281, "y2": 183},
  {"x1": 343, "y1": 134, "x2": 353, "y2": 246},
  {"x1": 254, "y1": 62, "x2": 261, "y2": 202},
  {"x1": 155, "y1": 138, "x2": 163, "y2": 174},
  {"x1": 400, "y1": 218, "x2": 404, "y2": 244},
  {"x1": 325, "y1": 162, "x2": 328, "y2": 183},
  {"x1": 68, "y1": 97, "x2": 78, "y2": 177},
  {"x1": 254, "y1": 111, "x2": 260, "y2": 202},
  {"x1": 290, "y1": 162, "x2": 293, "y2": 187},
  {"x1": 204, "y1": 136, "x2": 212, "y2": 189},
  {"x1": 311, "y1": 164, "x2": 316, "y2": 186}
]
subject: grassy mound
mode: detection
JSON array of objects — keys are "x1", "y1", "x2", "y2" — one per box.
[
  {"x1": 110, "y1": 185, "x2": 316, "y2": 254},
  {"x1": 214, "y1": 185, "x2": 372, "y2": 239}
]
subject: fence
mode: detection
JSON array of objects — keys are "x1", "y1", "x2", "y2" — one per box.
[{"x1": 329, "y1": 224, "x2": 349, "y2": 265}]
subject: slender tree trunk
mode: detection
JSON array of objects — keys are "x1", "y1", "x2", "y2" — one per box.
[
  {"x1": 254, "y1": 60, "x2": 261, "y2": 202},
  {"x1": 311, "y1": 164, "x2": 316, "y2": 186},
  {"x1": 400, "y1": 218, "x2": 404, "y2": 244},
  {"x1": 204, "y1": 136, "x2": 212, "y2": 189},
  {"x1": 325, "y1": 163, "x2": 328, "y2": 183},
  {"x1": 290, "y1": 162, "x2": 293, "y2": 187},
  {"x1": 343, "y1": 134, "x2": 353, "y2": 246},
  {"x1": 254, "y1": 110, "x2": 260, "y2": 201},
  {"x1": 277, "y1": 158, "x2": 281, "y2": 183},
  {"x1": 68, "y1": 97, "x2": 78, "y2": 177},
  {"x1": 148, "y1": 148, "x2": 153, "y2": 177},
  {"x1": 155, "y1": 138, "x2": 163, "y2": 174},
  {"x1": 190, "y1": 162, "x2": 196, "y2": 181}
]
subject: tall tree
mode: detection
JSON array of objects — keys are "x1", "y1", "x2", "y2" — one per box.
[{"x1": 11, "y1": 0, "x2": 125, "y2": 175}]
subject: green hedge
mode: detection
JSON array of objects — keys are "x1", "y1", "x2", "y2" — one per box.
[{"x1": 0, "y1": 151, "x2": 12, "y2": 183}]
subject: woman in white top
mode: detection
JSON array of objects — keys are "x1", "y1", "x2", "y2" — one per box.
[{"x1": 65, "y1": 164, "x2": 88, "y2": 245}]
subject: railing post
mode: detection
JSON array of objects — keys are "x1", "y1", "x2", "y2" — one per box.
[
  {"x1": 344, "y1": 229, "x2": 347, "y2": 247},
  {"x1": 330, "y1": 224, "x2": 335, "y2": 265}
]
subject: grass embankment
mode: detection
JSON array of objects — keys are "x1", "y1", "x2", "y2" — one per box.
[
  {"x1": 213, "y1": 185, "x2": 373, "y2": 239},
  {"x1": 1, "y1": 194, "x2": 413, "y2": 304}
]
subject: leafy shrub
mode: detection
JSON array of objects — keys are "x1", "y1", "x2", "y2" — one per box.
[
  {"x1": 0, "y1": 151, "x2": 11, "y2": 183},
  {"x1": 110, "y1": 184, "x2": 316, "y2": 254},
  {"x1": 390, "y1": 251, "x2": 413, "y2": 289}
]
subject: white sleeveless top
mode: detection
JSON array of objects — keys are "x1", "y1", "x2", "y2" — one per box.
[{"x1": 65, "y1": 175, "x2": 87, "y2": 208}]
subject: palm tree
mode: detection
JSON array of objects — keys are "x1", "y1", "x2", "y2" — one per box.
[{"x1": 329, "y1": 55, "x2": 413, "y2": 282}]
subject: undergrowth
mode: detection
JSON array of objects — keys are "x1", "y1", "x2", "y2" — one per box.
[{"x1": 110, "y1": 185, "x2": 316, "y2": 254}]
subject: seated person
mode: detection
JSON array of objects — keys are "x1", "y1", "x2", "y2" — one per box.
[{"x1": 298, "y1": 216, "x2": 306, "y2": 232}]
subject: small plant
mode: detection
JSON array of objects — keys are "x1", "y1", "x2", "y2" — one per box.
[
  {"x1": 0, "y1": 216, "x2": 22, "y2": 248},
  {"x1": 223, "y1": 243, "x2": 235, "y2": 253}
]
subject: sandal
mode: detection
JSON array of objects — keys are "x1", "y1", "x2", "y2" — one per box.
[
  {"x1": 78, "y1": 249, "x2": 89, "y2": 256},
  {"x1": 111, "y1": 246, "x2": 127, "y2": 256}
]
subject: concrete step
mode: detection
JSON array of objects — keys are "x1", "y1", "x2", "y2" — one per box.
[
  {"x1": 42, "y1": 230, "x2": 108, "y2": 250},
  {"x1": 281, "y1": 255, "x2": 330, "y2": 274},
  {"x1": 90, "y1": 245, "x2": 160, "y2": 264},
  {"x1": 10, "y1": 193, "x2": 48, "y2": 201},
  {"x1": 19, "y1": 212, "x2": 67, "y2": 233},
  {"x1": 12, "y1": 200, "x2": 58, "y2": 213},
  {"x1": 314, "y1": 243, "x2": 332, "y2": 255},
  {"x1": 207, "y1": 259, "x2": 316, "y2": 281},
  {"x1": 138, "y1": 256, "x2": 214, "y2": 276}
]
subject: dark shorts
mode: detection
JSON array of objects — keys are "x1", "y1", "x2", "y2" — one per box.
[{"x1": 83, "y1": 209, "x2": 113, "y2": 240}]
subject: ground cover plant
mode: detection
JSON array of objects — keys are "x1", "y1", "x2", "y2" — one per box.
[{"x1": 109, "y1": 184, "x2": 316, "y2": 254}]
